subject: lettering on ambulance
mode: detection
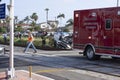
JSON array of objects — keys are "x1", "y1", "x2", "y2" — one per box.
[{"x1": 83, "y1": 12, "x2": 99, "y2": 40}]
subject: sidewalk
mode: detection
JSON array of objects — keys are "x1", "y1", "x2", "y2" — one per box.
[{"x1": 0, "y1": 70, "x2": 54, "y2": 80}]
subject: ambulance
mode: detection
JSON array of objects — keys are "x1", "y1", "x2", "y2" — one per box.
[{"x1": 73, "y1": 7, "x2": 120, "y2": 60}]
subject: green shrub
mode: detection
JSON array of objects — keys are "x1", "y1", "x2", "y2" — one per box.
[
  {"x1": 0, "y1": 35, "x2": 55, "y2": 48},
  {"x1": 14, "y1": 39, "x2": 27, "y2": 46}
]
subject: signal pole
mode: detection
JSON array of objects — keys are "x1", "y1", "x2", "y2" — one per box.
[{"x1": 8, "y1": 0, "x2": 15, "y2": 78}]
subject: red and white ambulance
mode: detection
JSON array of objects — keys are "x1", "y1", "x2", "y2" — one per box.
[{"x1": 73, "y1": 7, "x2": 120, "y2": 60}]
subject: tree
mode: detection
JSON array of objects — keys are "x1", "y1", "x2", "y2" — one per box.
[
  {"x1": 45, "y1": 8, "x2": 49, "y2": 12},
  {"x1": 57, "y1": 13, "x2": 65, "y2": 19},
  {"x1": 0, "y1": 27, "x2": 6, "y2": 33},
  {"x1": 57, "y1": 13, "x2": 65, "y2": 27},
  {"x1": 3, "y1": 15, "x2": 10, "y2": 32},
  {"x1": 66, "y1": 18, "x2": 73, "y2": 27},
  {"x1": 14, "y1": 16, "x2": 19, "y2": 30},
  {"x1": 14, "y1": 16, "x2": 18, "y2": 25},
  {"x1": 45, "y1": 8, "x2": 49, "y2": 22},
  {"x1": 18, "y1": 20, "x2": 24, "y2": 25},
  {"x1": 45, "y1": 8, "x2": 49, "y2": 29},
  {"x1": 30, "y1": 21, "x2": 36, "y2": 31},
  {"x1": 30, "y1": 13, "x2": 38, "y2": 23},
  {"x1": 24, "y1": 16, "x2": 31, "y2": 24},
  {"x1": 34, "y1": 25, "x2": 41, "y2": 31},
  {"x1": 63, "y1": 28, "x2": 69, "y2": 32},
  {"x1": 30, "y1": 13, "x2": 38, "y2": 31},
  {"x1": 15, "y1": 26, "x2": 22, "y2": 32}
]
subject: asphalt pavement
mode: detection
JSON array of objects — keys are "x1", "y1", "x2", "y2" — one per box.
[{"x1": 0, "y1": 44, "x2": 120, "y2": 80}]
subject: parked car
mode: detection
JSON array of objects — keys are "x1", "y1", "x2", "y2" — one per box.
[
  {"x1": 36, "y1": 31, "x2": 48, "y2": 37},
  {"x1": 22, "y1": 32, "x2": 28, "y2": 37}
]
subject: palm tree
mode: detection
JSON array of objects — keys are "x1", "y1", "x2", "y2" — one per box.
[
  {"x1": 66, "y1": 18, "x2": 73, "y2": 27},
  {"x1": 17, "y1": 20, "x2": 25, "y2": 31},
  {"x1": 22, "y1": 16, "x2": 31, "y2": 31},
  {"x1": 18, "y1": 20, "x2": 24, "y2": 26},
  {"x1": 50, "y1": 21, "x2": 59, "y2": 29},
  {"x1": 5, "y1": 15, "x2": 10, "y2": 32},
  {"x1": 14, "y1": 16, "x2": 19, "y2": 29},
  {"x1": 14, "y1": 16, "x2": 18, "y2": 24},
  {"x1": 45, "y1": 8, "x2": 49, "y2": 22},
  {"x1": 57, "y1": 13, "x2": 65, "y2": 27},
  {"x1": 30, "y1": 13, "x2": 38, "y2": 31},
  {"x1": 24, "y1": 16, "x2": 31, "y2": 24},
  {"x1": 30, "y1": 13, "x2": 38, "y2": 22},
  {"x1": 45, "y1": 8, "x2": 49, "y2": 29}
]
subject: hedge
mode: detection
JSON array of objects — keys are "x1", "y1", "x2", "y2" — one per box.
[{"x1": 0, "y1": 35, "x2": 55, "y2": 49}]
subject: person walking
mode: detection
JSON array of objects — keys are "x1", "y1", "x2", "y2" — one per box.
[
  {"x1": 18, "y1": 32, "x2": 22, "y2": 39},
  {"x1": 3, "y1": 33, "x2": 7, "y2": 44},
  {"x1": 24, "y1": 31, "x2": 37, "y2": 53}
]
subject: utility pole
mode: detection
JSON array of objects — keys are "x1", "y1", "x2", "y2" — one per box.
[
  {"x1": 7, "y1": 0, "x2": 15, "y2": 78},
  {"x1": 117, "y1": 0, "x2": 119, "y2": 7}
]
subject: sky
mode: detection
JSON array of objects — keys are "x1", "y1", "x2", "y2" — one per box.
[{"x1": 1, "y1": 0, "x2": 119, "y2": 24}]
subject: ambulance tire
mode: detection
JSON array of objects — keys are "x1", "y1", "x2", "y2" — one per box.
[
  {"x1": 85, "y1": 46, "x2": 100, "y2": 60},
  {"x1": 112, "y1": 57, "x2": 120, "y2": 60}
]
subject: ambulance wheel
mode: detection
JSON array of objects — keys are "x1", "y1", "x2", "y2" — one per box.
[
  {"x1": 112, "y1": 57, "x2": 120, "y2": 59},
  {"x1": 85, "y1": 46, "x2": 100, "y2": 60}
]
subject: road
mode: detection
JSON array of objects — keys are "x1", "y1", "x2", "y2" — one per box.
[{"x1": 0, "y1": 45, "x2": 120, "y2": 80}]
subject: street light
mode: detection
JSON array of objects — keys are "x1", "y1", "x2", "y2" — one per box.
[{"x1": 45, "y1": 8, "x2": 49, "y2": 29}]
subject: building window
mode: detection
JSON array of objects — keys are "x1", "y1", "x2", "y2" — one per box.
[{"x1": 105, "y1": 19, "x2": 112, "y2": 30}]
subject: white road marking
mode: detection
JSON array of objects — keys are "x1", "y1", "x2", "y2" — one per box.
[{"x1": 70, "y1": 69, "x2": 120, "y2": 80}]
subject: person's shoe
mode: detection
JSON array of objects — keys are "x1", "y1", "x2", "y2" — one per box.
[
  {"x1": 34, "y1": 51, "x2": 37, "y2": 53},
  {"x1": 23, "y1": 50, "x2": 26, "y2": 53}
]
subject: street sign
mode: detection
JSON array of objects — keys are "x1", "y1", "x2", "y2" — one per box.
[{"x1": 0, "y1": 3, "x2": 6, "y2": 19}]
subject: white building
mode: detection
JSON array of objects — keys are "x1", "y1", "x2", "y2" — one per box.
[{"x1": 39, "y1": 20, "x2": 58, "y2": 30}]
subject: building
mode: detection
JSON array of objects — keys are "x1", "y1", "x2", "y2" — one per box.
[{"x1": 39, "y1": 20, "x2": 58, "y2": 30}]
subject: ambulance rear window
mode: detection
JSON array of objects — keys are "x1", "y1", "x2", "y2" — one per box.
[{"x1": 105, "y1": 19, "x2": 112, "y2": 30}]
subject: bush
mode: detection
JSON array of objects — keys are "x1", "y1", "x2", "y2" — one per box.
[
  {"x1": 0, "y1": 35, "x2": 54, "y2": 48},
  {"x1": 0, "y1": 35, "x2": 10, "y2": 44},
  {"x1": 0, "y1": 35, "x2": 56, "y2": 49},
  {"x1": 14, "y1": 39, "x2": 27, "y2": 47}
]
